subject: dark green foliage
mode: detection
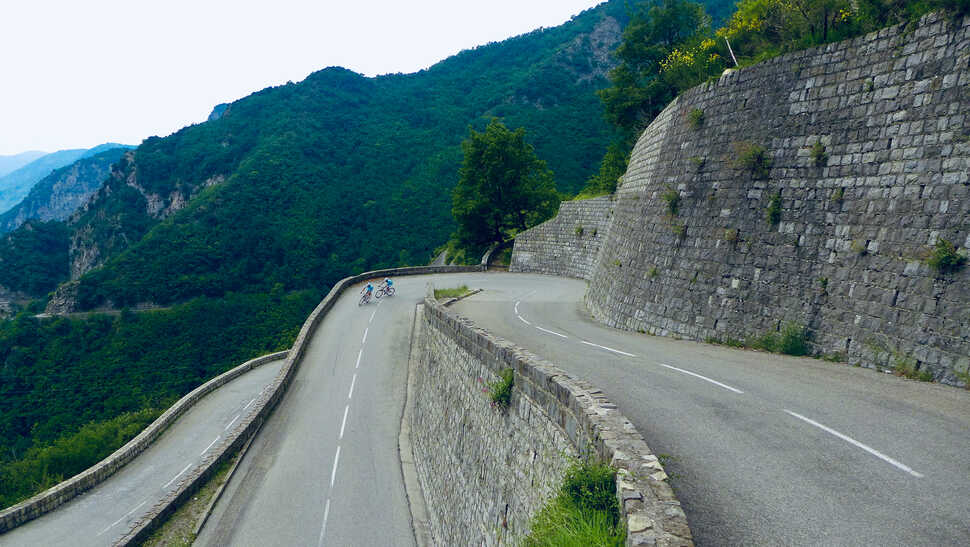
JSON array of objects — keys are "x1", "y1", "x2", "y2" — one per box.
[
  {"x1": 688, "y1": 108, "x2": 705, "y2": 128},
  {"x1": 524, "y1": 461, "x2": 624, "y2": 546},
  {"x1": 488, "y1": 367, "x2": 515, "y2": 409},
  {"x1": 755, "y1": 322, "x2": 810, "y2": 356},
  {"x1": 735, "y1": 142, "x2": 772, "y2": 179},
  {"x1": 452, "y1": 120, "x2": 559, "y2": 249},
  {"x1": 0, "y1": 290, "x2": 318, "y2": 470},
  {"x1": 562, "y1": 462, "x2": 620, "y2": 522},
  {"x1": 811, "y1": 140, "x2": 828, "y2": 166},
  {"x1": 0, "y1": 408, "x2": 160, "y2": 508},
  {"x1": 577, "y1": 140, "x2": 630, "y2": 198},
  {"x1": 599, "y1": 0, "x2": 715, "y2": 136},
  {"x1": 765, "y1": 192, "x2": 782, "y2": 225},
  {"x1": 927, "y1": 238, "x2": 967, "y2": 273},
  {"x1": 0, "y1": 221, "x2": 69, "y2": 296},
  {"x1": 661, "y1": 186, "x2": 681, "y2": 215}
]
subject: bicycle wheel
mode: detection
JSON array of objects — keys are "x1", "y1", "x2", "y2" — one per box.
[
  {"x1": 359, "y1": 294, "x2": 368, "y2": 306},
  {"x1": 376, "y1": 288, "x2": 386, "y2": 298},
  {"x1": 386, "y1": 287, "x2": 395, "y2": 296}
]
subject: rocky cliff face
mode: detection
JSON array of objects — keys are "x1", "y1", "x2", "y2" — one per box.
[
  {"x1": 66, "y1": 151, "x2": 211, "y2": 279},
  {"x1": 0, "y1": 148, "x2": 126, "y2": 234}
]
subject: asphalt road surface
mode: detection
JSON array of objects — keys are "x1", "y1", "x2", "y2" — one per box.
[
  {"x1": 0, "y1": 358, "x2": 284, "y2": 547},
  {"x1": 450, "y1": 273, "x2": 970, "y2": 546}
]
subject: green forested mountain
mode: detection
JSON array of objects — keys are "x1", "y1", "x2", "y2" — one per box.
[{"x1": 56, "y1": 1, "x2": 629, "y2": 310}]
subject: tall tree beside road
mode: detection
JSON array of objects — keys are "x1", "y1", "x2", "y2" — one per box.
[{"x1": 452, "y1": 119, "x2": 559, "y2": 249}]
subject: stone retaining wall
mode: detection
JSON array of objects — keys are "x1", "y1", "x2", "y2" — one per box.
[
  {"x1": 514, "y1": 12, "x2": 970, "y2": 384},
  {"x1": 510, "y1": 196, "x2": 613, "y2": 279},
  {"x1": 411, "y1": 290, "x2": 692, "y2": 546}
]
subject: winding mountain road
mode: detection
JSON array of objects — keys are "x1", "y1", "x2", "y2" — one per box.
[
  {"x1": 451, "y1": 274, "x2": 970, "y2": 546},
  {"x1": 11, "y1": 272, "x2": 964, "y2": 546},
  {"x1": 197, "y1": 272, "x2": 968, "y2": 546},
  {"x1": 0, "y1": 358, "x2": 285, "y2": 547}
]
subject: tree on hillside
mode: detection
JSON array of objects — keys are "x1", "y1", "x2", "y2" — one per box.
[
  {"x1": 598, "y1": 0, "x2": 713, "y2": 135},
  {"x1": 451, "y1": 119, "x2": 559, "y2": 249}
]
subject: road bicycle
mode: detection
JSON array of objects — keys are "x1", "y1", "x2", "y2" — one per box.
[
  {"x1": 375, "y1": 284, "x2": 395, "y2": 298},
  {"x1": 359, "y1": 292, "x2": 372, "y2": 306}
]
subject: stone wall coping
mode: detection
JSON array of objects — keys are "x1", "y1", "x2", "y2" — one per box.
[
  {"x1": 112, "y1": 264, "x2": 483, "y2": 544},
  {"x1": 422, "y1": 294, "x2": 693, "y2": 546}
]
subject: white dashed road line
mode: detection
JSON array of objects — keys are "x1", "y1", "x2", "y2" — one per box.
[
  {"x1": 318, "y1": 498, "x2": 331, "y2": 547},
  {"x1": 340, "y1": 405, "x2": 349, "y2": 440},
  {"x1": 162, "y1": 463, "x2": 192, "y2": 489},
  {"x1": 362, "y1": 328, "x2": 368, "y2": 345},
  {"x1": 97, "y1": 500, "x2": 146, "y2": 536},
  {"x1": 243, "y1": 397, "x2": 256, "y2": 410},
  {"x1": 660, "y1": 364, "x2": 744, "y2": 394},
  {"x1": 200, "y1": 437, "x2": 220, "y2": 457},
  {"x1": 355, "y1": 349, "x2": 362, "y2": 369},
  {"x1": 784, "y1": 409, "x2": 924, "y2": 478},
  {"x1": 330, "y1": 446, "x2": 341, "y2": 488},
  {"x1": 224, "y1": 414, "x2": 240, "y2": 431},
  {"x1": 536, "y1": 326, "x2": 568, "y2": 338},
  {"x1": 348, "y1": 374, "x2": 357, "y2": 399},
  {"x1": 580, "y1": 340, "x2": 636, "y2": 357}
]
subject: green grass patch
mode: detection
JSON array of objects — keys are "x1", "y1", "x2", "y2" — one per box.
[
  {"x1": 708, "y1": 322, "x2": 810, "y2": 356},
  {"x1": 487, "y1": 367, "x2": 514, "y2": 409},
  {"x1": 927, "y1": 238, "x2": 967, "y2": 274},
  {"x1": 524, "y1": 461, "x2": 624, "y2": 547},
  {"x1": 433, "y1": 285, "x2": 472, "y2": 300}
]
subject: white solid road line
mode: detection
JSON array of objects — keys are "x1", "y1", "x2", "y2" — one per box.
[
  {"x1": 517, "y1": 314, "x2": 532, "y2": 326},
  {"x1": 330, "y1": 446, "x2": 341, "y2": 489},
  {"x1": 536, "y1": 326, "x2": 568, "y2": 338},
  {"x1": 660, "y1": 363, "x2": 744, "y2": 394},
  {"x1": 348, "y1": 374, "x2": 357, "y2": 399},
  {"x1": 97, "y1": 500, "x2": 147, "y2": 536},
  {"x1": 514, "y1": 301, "x2": 520, "y2": 314},
  {"x1": 200, "y1": 437, "x2": 220, "y2": 457},
  {"x1": 362, "y1": 328, "x2": 368, "y2": 345},
  {"x1": 784, "y1": 409, "x2": 924, "y2": 478},
  {"x1": 318, "y1": 498, "x2": 331, "y2": 547},
  {"x1": 581, "y1": 340, "x2": 636, "y2": 357},
  {"x1": 340, "y1": 405, "x2": 349, "y2": 440},
  {"x1": 356, "y1": 349, "x2": 363, "y2": 369},
  {"x1": 162, "y1": 463, "x2": 193, "y2": 489},
  {"x1": 224, "y1": 414, "x2": 240, "y2": 431}
]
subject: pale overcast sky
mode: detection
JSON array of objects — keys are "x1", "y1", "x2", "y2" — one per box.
[{"x1": 0, "y1": 0, "x2": 605, "y2": 155}]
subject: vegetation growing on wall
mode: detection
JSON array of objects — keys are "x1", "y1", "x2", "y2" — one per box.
[{"x1": 524, "y1": 461, "x2": 624, "y2": 546}]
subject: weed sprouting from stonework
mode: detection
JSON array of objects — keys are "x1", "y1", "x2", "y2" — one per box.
[
  {"x1": 487, "y1": 368, "x2": 514, "y2": 409},
  {"x1": 927, "y1": 238, "x2": 967, "y2": 274},
  {"x1": 765, "y1": 192, "x2": 782, "y2": 225},
  {"x1": 688, "y1": 108, "x2": 705, "y2": 129},
  {"x1": 734, "y1": 142, "x2": 771, "y2": 179},
  {"x1": 810, "y1": 140, "x2": 827, "y2": 166},
  {"x1": 661, "y1": 186, "x2": 680, "y2": 216}
]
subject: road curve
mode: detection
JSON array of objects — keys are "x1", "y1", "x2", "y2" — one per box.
[
  {"x1": 0, "y1": 358, "x2": 285, "y2": 547},
  {"x1": 450, "y1": 274, "x2": 970, "y2": 546}
]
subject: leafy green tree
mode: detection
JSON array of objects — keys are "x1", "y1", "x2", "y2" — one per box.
[
  {"x1": 578, "y1": 140, "x2": 630, "y2": 197},
  {"x1": 599, "y1": 0, "x2": 713, "y2": 135},
  {"x1": 452, "y1": 119, "x2": 559, "y2": 248}
]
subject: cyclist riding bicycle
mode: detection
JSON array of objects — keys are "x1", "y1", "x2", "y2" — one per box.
[{"x1": 360, "y1": 282, "x2": 374, "y2": 304}]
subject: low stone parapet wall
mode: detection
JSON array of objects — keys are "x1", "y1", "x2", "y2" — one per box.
[
  {"x1": 411, "y1": 289, "x2": 692, "y2": 546},
  {"x1": 510, "y1": 196, "x2": 613, "y2": 280}
]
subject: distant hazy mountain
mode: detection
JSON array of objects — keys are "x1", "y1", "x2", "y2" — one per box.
[
  {"x1": 0, "y1": 148, "x2": 129, "y2": 234},
  {"x1": 0, "y1": 151, "x2": 47, "y2": 178},
  {"x1": 0, "y1": 143, "x2": 132, "y2": 214}
]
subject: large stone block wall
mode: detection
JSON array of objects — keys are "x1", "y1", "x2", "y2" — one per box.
[
  {"x1": 411, "y1": 295, "x2": 692, "y2": 546},
  {"x1": 579, "y1": 12, "x2": 970, "y2": 384},
  {"x1": 510, "y1": 196, "x2": 613, "y2": 279}
]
